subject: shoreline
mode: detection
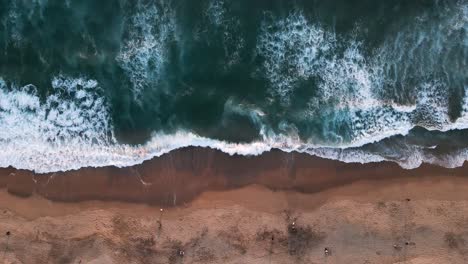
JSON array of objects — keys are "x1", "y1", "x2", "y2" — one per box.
[
  {"x1": 1, "y1": 146, "x2": 467, "y2": 205},
  {"x1": 1, "y1": 147, "x2": 468, "y2": 263}
]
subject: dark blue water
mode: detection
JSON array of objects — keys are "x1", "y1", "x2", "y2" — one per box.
[{"x1": 0, "y1": 0, "x2": 467, "y2": 172}]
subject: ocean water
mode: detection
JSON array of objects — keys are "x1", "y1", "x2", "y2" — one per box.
[{"x1": 0, "y1": 0, "x2": 467, "y2": 173}]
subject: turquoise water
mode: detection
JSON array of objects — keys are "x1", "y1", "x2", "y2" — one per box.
[{"x1": 0, "y1": 0, "x2": 467, "y2": 172}]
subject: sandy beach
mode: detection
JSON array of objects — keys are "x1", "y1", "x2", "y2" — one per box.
[
  {"x1": 0, "y1": 147, "x2": 467, "y2": 263},
  {"x1": 1, "y1": 0, "x2": 467, "y2": 263}
]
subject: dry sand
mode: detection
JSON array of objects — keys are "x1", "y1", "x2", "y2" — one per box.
[{"x1": 0, "y1": 147, "x2": 467, "y2": 263}]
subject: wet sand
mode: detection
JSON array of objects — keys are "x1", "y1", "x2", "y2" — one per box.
[{"x1": 1, "y1": 147, "x2": 468, "y2": 263}]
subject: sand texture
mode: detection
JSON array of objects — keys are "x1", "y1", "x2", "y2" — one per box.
[{"x1": 0, "y1": 148, "x2": 467, "y2": 263}]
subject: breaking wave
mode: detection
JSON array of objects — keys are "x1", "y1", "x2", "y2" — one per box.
[{"x1": 0, "y1": 0, "x2": 466, "y2": 173}]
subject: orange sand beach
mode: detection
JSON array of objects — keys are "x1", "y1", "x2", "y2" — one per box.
[{"x1": 0, "y1": 147, "x2": 468, "y2": 263}]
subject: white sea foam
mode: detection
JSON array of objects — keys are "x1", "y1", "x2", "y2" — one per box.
[
  {"x1": 0, "y1": 76, "x2": 114, "y2": 172},
  {"x1": 0, "y1": 76, "x2": 274, "y2": 173},
  {"x1": 222, "y1": 97, "x2": 266, "y2": 130},
  {"x1": 374, "y1": 1, "x2": 468, "y2": 131},
  {"x1": 1, "y1": 3, "x2": 468, "y2": 173},
  {"x1": 0, "y1": 77, "x2": 388, "y2": 172},
  {"x1": 257, "y1": 11, "x2": 336, "y2": 102},
  {"x1": 116, "y1": 0, "x2": 176, "y2": 101},
  {"x1": 205, "y1": 0, "x2": 245, "y2": 69},
  {"x1": 256, "y1": 10, "x2": 417, "y2": 148},
  {"x1": 257, "y1": 3, "x2": 468, "y2": 146},
  {"x1": 0, "y1": 91, "x2": 465, "y2": 173}
]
